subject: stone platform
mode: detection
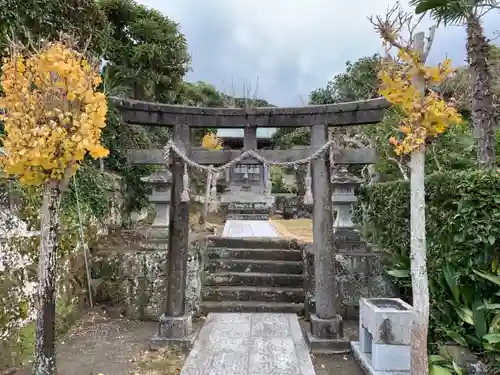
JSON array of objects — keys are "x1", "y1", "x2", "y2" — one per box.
[
  {"x1": 180, "y1": 313, "x2": 315, "y2": 375},
  {"x1": 222, "y1": 220, "x2": 280, "y2": 238}
]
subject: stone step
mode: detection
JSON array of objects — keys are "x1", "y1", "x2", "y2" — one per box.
[
  {"x1": 204, "y1": 272, "x2": 304, "y2": 288},
  {"x1": 227, "y1": 208, "x2": 270, "y2": 214},
  {"x1": 227, "y1": 202, "x2": 269, "y2": 210},
  {"x1": 226, "y1": 214, "x2": 270, "y2": 220},
  {"x1": 206, "y1": 259, "x2": 303, "y2": 274},
  {"x1": 207, "y1": 247, "x2": 302, "y2": 262},
  {"x1": 201, "y1": 301, "x2": 304, "y2": 314},
  {"x1": 202, "y1": 286, "x2": 305, "y2": 303},
  {"x1": 206, "y1": 236, "x2": 301, "y2": 250}
]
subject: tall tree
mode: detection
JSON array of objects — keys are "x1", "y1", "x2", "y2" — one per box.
[
  {"x1": 310, "y1": 54, "x2": 381, "y2": 104},
  {"x1": 440, "y1": 44, "x2": 500, "y2": 121},
  {"x1": 0, "y1": 0, "x2": 109, "y2": 56},
  {"x1": 99, "y1": 0, "x2": 190, "y2": 102},
  {"x1": 174, "y1": 81, "x2": 225, "y2": 107},
  {"x1": 0, "y1": 39, "x2": 108, "y2": 375},
  {"x1": 99, "y1": 0, "x2": 191, "y2": 150},
  {"x1": 410, "y1": 0, "x2": 498, "y2": 169}
]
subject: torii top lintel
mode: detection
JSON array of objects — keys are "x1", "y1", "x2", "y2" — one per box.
[{"x1": 109, "y1": 96, "x2": 389, "y2": 128}]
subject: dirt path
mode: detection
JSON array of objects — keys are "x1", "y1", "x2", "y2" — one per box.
[
  {"x1": 301, "y1": 319, "x2": 364, "y2": 375},
  {"x1": 312, "y1": 353, "x2": 364, "y2": 375},
  {"x1": 17, "y1": 309, "x2": 159, "y2": 375},
  {"x1": 16, "y1": 309, "x2": 364, "y2": 375}
]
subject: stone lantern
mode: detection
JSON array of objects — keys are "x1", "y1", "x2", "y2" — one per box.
[
  {"x1": 141, "y1": 167, "x2": 172, "y2": 228},
  {"x1": 331, "y1": 166, "x2": 362, "y2": 237}
]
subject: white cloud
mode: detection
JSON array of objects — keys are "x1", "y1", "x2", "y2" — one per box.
[{"x1": 137, "y1": 0, "x2": 498, "y2": 105}]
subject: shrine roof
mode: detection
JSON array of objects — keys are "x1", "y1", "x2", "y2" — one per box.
[{"x1": 216, "y1": 128, "x2": 277, "y2": 139}]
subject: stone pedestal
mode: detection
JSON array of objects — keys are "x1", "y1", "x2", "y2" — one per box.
[
  {"x1": 331, "y1": 167, "x2": 362, "y2": 231},
  {"x1": 330, "y1": 169, "x2": 395, "y2": 318},
  {"x1": 150, "y1": 314, "x2": 198, "y2": 350},
  {"x1": 305, "y1": 314, "x2": 351, "y2": 354},
  {"x1": 140, "y1": 169, "x2": 172, "y2": 228},
  {"x1": 333, "y1": 226, "x2": 362, "y2": 242}
]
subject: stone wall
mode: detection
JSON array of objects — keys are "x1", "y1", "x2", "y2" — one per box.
[
  {"x1": 92, "y1": 234, "x2": 208, "y2": 320},
  {"x1": 334, "y1": 249, "x2": 395, "y2": 318},
  {"x1": 303, "y1": 232, "x2": 395, "y2": 320},
  {"x1": 274, "y1": 195, "x2": 312, "y2": 219}
]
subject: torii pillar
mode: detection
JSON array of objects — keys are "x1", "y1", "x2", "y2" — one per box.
[
  {"x1": 150, "y1": 123, "x2": 197, "y2": 349},
  {"x1": 305, "y1": 124, "x2": 350, "y2": 353}
]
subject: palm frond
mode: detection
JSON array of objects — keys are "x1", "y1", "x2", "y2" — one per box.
[{"x1": 410, "y1": 0, "x2": 498, "y2": 25}]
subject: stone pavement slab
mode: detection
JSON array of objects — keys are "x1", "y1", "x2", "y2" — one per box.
[
  {"x1": 181, "y1": 313, "x2": 315, "y2": 375},
  {"x1": 222, "y1": 220, "x2": 280, "y2": 238}
]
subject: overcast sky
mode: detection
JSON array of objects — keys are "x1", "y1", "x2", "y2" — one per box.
[{"x1": 138, "y1": 0, "x2": 498, "y2": 106}]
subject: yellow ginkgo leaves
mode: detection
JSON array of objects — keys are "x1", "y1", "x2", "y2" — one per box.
[
  {"x1": 0, "y1": 41, "x2": 108, "y2": 185},
  {"x1": 379, "y1": 49, "x2": 462, "y2": 155},
  {"x1": 201, "y1": 132, "x2": 223, "y2": 150}
]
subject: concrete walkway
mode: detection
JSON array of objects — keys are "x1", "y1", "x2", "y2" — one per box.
[
  {"x1": 181, "y1": 313, "x2": 315, "y2": 375},
  {"x1": 181, "y1": 222, "x2": 316, "y2": 374},
  {"x1": 222, "y1": 220, "x2": 281, "y2": 237}
]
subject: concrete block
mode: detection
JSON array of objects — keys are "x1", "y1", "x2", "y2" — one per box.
[
  {"x1": 372, "y1": 342, "x2": 411, "y2": 371},
  {"x1": 353, "y1": 298, "x2": 415, "y2": 375},
  {"x1": 359, "y1": 298, "x2": 414, "y2": 345},
  {"x1": 352, "y1": 342, "x2": 410, "y2": 375},
  {"x1": 359, "y1": 325, "x2": 373, "y2": 353}
]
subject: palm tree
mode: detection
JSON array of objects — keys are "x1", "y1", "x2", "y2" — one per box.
[{"x1": 410, "y1": 0, "x2": 499, "y2": 169}]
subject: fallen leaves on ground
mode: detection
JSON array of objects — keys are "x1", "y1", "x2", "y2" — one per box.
[{"x1": 131, "y1": 347, "x2": 186, "y2": 375}]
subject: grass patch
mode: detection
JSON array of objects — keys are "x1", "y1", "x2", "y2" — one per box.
[
  {"x1": 6, "y1": 298, "x2": 83, "y2": 369},
  {"x1": 19, "y1": 322, "x2": 36, "y2": 363},
  {"x1": 269, "y1": 218, "x2": 313, "y2": 242}
]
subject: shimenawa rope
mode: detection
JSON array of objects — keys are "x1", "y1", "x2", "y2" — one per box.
[{"x1": 164, "y1": 140, "x2": 338, "y2": 210}]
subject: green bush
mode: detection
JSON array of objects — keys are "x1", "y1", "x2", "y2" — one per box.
[
  {"x1": 101, "y1": 106, "x2": 158, "y2": 213},
  {"x1": 356, "y1": 169, "x2": 500, "y2": 349}
]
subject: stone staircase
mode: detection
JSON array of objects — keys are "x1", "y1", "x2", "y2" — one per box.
[{"x1": 201, "y1": 237, "x2": 305, "y2": 314}]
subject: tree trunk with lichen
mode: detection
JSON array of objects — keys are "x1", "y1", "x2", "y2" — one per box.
[
  {"x1": 32, "y1": 180, "x2": 62, "y2": 375},
  {"x1": 409, "y1": 149, "x2": 429, "y2": 375},
  {"x1": 410, "y1": 32, "x2": 430, "y2": 375},
  {"x1": 467, "y1": 14, "x2": 496, "y2": 169}
]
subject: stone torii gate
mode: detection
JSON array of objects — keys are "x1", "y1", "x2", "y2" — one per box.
[{"x1": 110, "y1": 96, "x2": 388, "y2": 349}]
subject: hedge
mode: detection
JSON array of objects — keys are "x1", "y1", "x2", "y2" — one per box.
[{"x1": 356, "y1": 169, "x2": 500, "y2": 347}]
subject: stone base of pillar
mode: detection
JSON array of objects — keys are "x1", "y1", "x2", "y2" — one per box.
[
  {"x1": 304, "y1": 314, "x2": 351, "y2": 354},
  {"x1": 149, "y1": 314, "x2": 199, "y2": 351},
  {"x1": 332, "y1": 226, "x2": 361, "y2": 242}
]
